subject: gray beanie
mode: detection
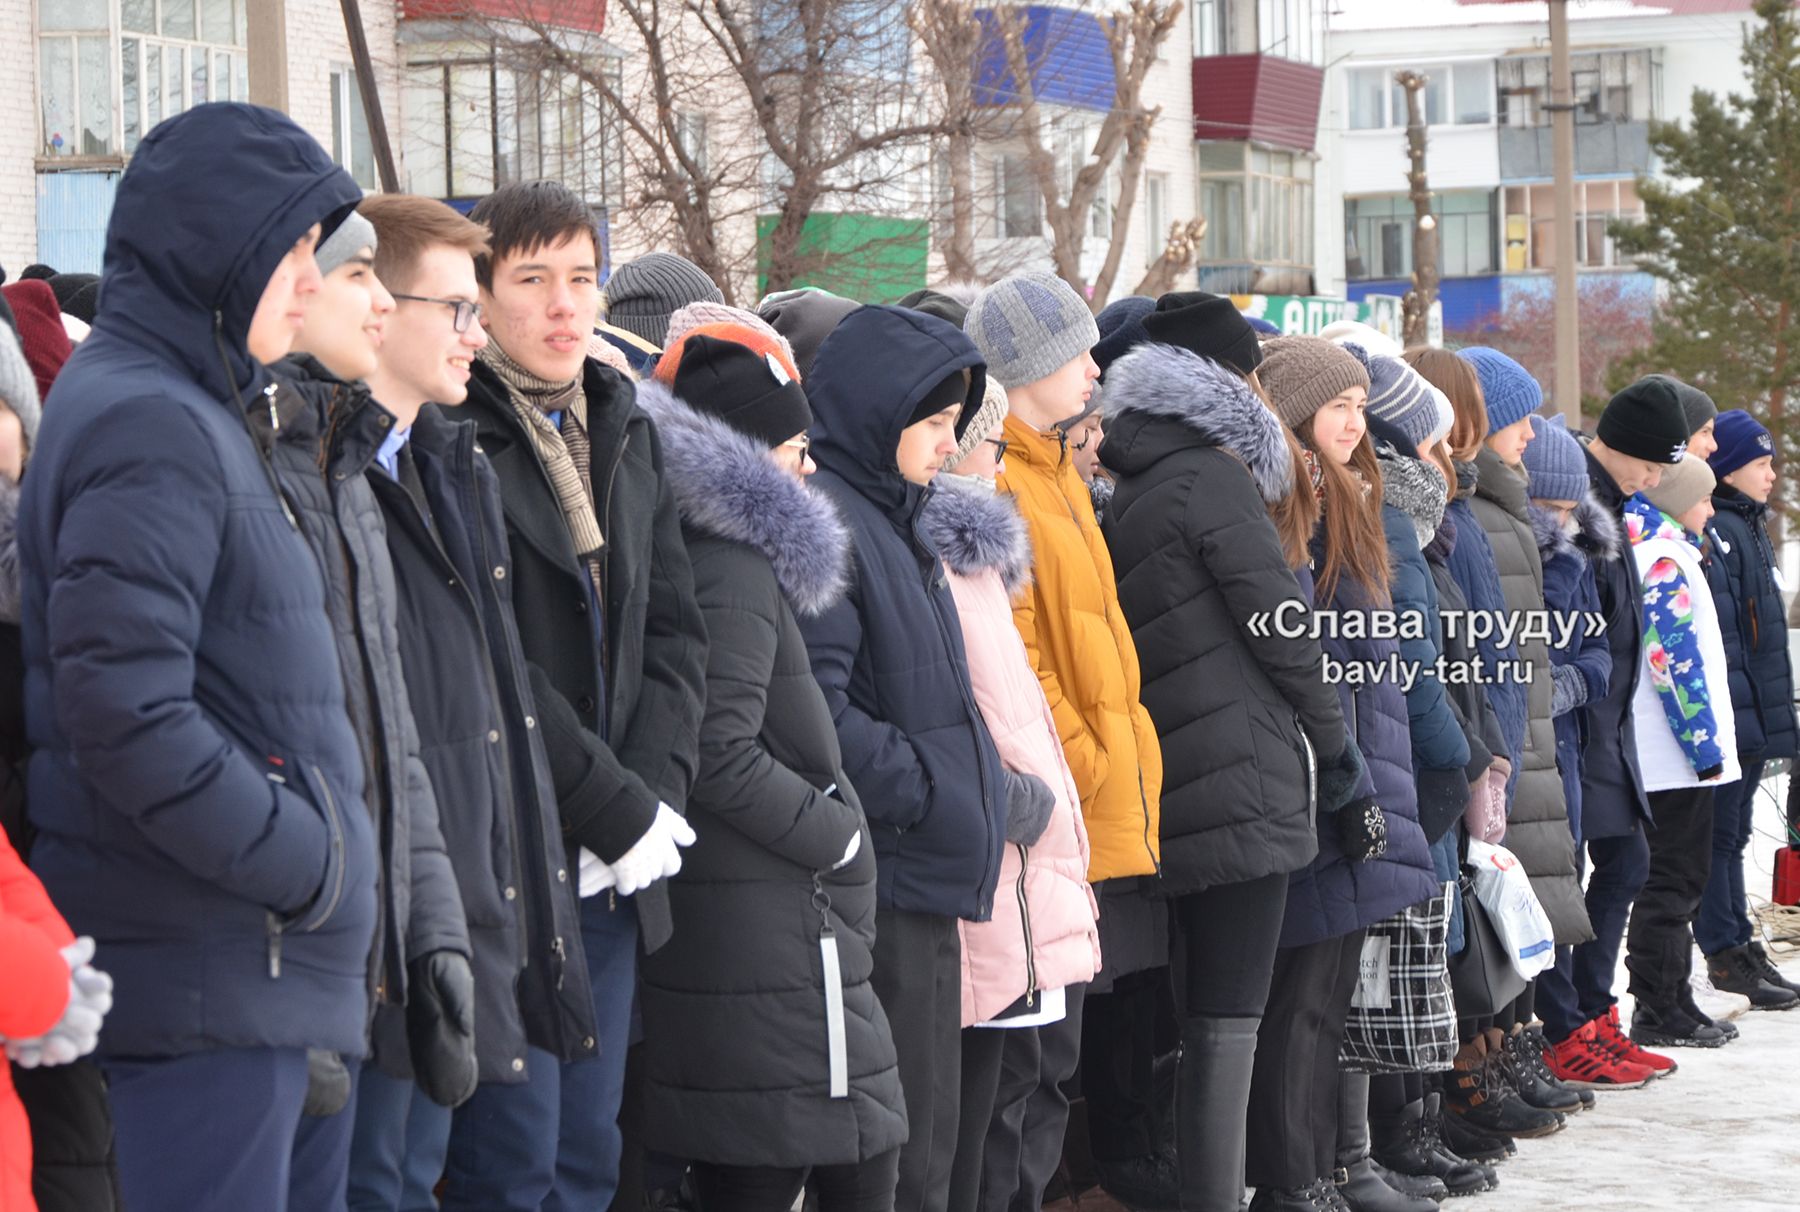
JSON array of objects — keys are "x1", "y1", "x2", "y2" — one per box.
[
  {"x1": 965, "y1": 272, "x2": 1100, "y2": 389},
  {"x1": 1259, "y1": 336, "x2": 1373, "y2": 430},
  {"x1": 758, "y1": 288, "x2": 860, "y2": 377},
  {"x1": 603, "y1": 252, "x2": 724, "y2": 347},
  {"x1": 1642, "y1": 452, "x2": 1717, "y2": 519},
  {"x1": 316, "y1": 211, "x2": 378, "y2": 278},
  {"x1": 0, "y1": 322, "x2": 43, "y2": 451},
  {"x1": 1366, "y1": 354, "x2": 1438, "y2": 450},
  {"x1": 1520, "y1": 414, "x2": 1587, "y2": 504},
  {"x1": 665, "y1": 301, "x2": 797, "y2": 371},
  {"x1": 951, "y1": 376, "x2": 1010, "y2": 468}
]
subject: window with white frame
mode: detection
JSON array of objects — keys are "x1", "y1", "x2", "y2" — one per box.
[
  {"x1": 1347, "y1": 62, "x2": 1493, "y2": 131},
  {"x1": 1193, "y1": 0, "x2": 1225, "y2": 57},
  {"x1": 1503, "y1": 179, "x2": 1643, "y2": 271},
  {"x1": 1196, "y1": 142, "x2": 1312, "y2": 268},
  {"x1": 330, "y1": 66, "x2": 377, "y2": 192},
  {"x1": 993, "y1": 153, "x2": 1040, "y2": 239},
  {"x1": 1145, "y1": 172, "x2": 1167, "y2": 265},
  {"x1": 1258, "y1": 0, "x2": 1324, "y2": 67},
  {"x1": 675, "y1": 111, "x2": 708, "y2": 177},
  {"x1": 39, "y1": 0, "x2": 249, "y2": 161},
  {"x1": 1344, "y1": 190, "x2": 1496, "y2": 281},
  {"x1": 1497, "y1": 49, "x2": 1654, "y2": 127},
  {"x1": 1058, "y1": 125, "x2": 1109, "y2": 240}
]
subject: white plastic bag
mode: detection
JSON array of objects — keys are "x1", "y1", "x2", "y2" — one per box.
[{"x1": 1465, "y1": 839, "x2": 1556, "y2": 980}]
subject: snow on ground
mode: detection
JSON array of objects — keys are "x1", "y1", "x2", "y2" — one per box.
[{"x1": 1475, "y1": 769, "x2": 1800, "y2": 1212}]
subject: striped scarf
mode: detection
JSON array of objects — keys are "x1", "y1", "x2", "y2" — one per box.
[{"x1": 480, "y1": 343, "x2": 606, "y2": 561}]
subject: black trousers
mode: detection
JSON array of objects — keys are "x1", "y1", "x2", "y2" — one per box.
[
  {"x1": 1625, "y1": 785, "x2": 1717, "y2": 1009},
  {"x1": 1171, "y1": 872, "x2": 1289, "y2": 1019},
  {"x1": 1080, "y1": 968, "x2": 1176, "y2": 1163},
  {"x1": 872, "y1": 909, "x2": 962, "y2": 1212},
  {"x1": 691, "y1": 1150, "x2": 901, "y2": 1212},
  {"x1": 1245, "y1": 930, "x2": 1366, "y2": 1190}
]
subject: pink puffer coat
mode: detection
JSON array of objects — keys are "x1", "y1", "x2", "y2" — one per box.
[{"x1": 922, "y1": 479, "x2": 1101, "y2": 1026}]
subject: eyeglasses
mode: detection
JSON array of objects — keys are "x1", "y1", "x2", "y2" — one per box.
[
  {"x1": 985, "y1": 437, "x2": 1010, "y2": 460},
  {"x1": 392, "y1": 294, "x2": 484, "y2": 334},
  {"x1": 781, "y1": 434, "x2": 811, "y2": 454}
]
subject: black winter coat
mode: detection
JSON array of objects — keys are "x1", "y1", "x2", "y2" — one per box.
[
  {"x1": 635, "y1": 380, "x2": 906, "y2": 1167},
  {"x1": 461, "y1": 359, "x2": 708, "y2": 952},
  {"x1": 19, "y1": 105, "x2": 377, "y2": 1058},
  {"x1": 370, "y1": 403, "x2": 598, "y2": 1079},
  {"x1": 1099, "y1": 343, "x2": 1339, "y2": 895},
  {"x1": 263, "y1": 357, "x2": 470, "y2": 1071},
  {"x1": 1707, "y1": 486, "x2": 1798, "y2": 762},
  {"x1": 799, "y1": 306, "x2": 1007, "y2": 922},
  {"x1": 1578, "y1": 443, "x2": 1650, "y2": 838}
]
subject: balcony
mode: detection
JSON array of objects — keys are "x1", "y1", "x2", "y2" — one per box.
[
  {"x1": 1192, "y1": 54, "x2": 1325, "y2": 153},
  {"x1": 400, "y1": 0, "x2": 607, "y2": 34},
  {"x1": 1498, "y1": 122, "x2": 1652, "y2": 180}
]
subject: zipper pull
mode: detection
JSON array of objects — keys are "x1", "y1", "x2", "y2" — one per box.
[
  {"x1": 552, "y1": 936, "x2": 567, "y2": 991},
  {"x1": 265, "y1": 383, "x2": 281, "y2": 433}
]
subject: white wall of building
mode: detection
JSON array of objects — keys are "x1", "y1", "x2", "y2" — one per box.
[{"x1": 0, "y1": 0, "x2": 40, "y2": 271}]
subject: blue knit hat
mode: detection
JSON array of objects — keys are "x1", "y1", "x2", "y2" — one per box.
[
  {"x1": 1520, "y1": 414, "x2": 1587, "y2": 504},
  {"x1": 1093, "y1": 295, "x2": 1156, "y2": 376},
  {"x1": 1366, "y1": 354, "x2": 1438, "y2": 450},
  {"x1": 1709, "y1": 408, "x2": 1775, "y2": 479},
  {"x1": 1460, "y1": 347, "x2": 1542, "y2": 434}
]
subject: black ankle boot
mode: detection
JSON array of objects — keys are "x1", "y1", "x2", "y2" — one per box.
[
  {"x1": 1710, "y1": 944, "x2": 1800, "y2": 1009},
  {"x1": 1748, "y1": 942, "x2": 1800, "y2": 995},
  {"x1": 1630, "y1": 1001, "x2": 1729, "y2": 1048},
  {"x1": 1678, "y1": 977, "x2": 1739, "y2": 1041},
  {"x1": 1502, "y1": 1025, "x2": 1583, "y2": 1113},
  {"x1": 1443, "y1": 1035, "x2": 1564, "y2": 1139},
  {"x1": 1370, "y1": 1098, "x2": 1490, "y2": 1197},
  {"x1": 1437, "y1": 1099, "x2": 1511, "y2": 1165},
  {"x1": 1248, "y1": 1177, "x2": 1350, "y2": 1212}
]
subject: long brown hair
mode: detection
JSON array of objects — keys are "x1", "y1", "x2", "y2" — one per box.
[
  {"x1": 1246, "y1": 372, "x2": 1321, "y2": 568},
  {"x1": 1405, "y1": 347, "x2": 1488, "y2": 465},
  {"x1": 1298, "y1": 415, "x2": 1391, "y2": 605}
]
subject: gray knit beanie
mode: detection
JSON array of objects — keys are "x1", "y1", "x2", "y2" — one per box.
[
  {"x1": 603, "y1": 252, "x2": 724, "y2": 347},
  {"x1": 316, "y1": 211, "x2": 378, "y2": 278},
  {"x1": 758, "y1": 288, "x2": 860, "y2": 377},
  {"x1": 1259, "y1": 336, "x2": 1373, "y2": 430},
  {"x1": 965, "y1": 272, "x2": 1100, "y2": 389},
  {"x1": 0, "y1": 322, "x2": 43, "y2": 451},
  {"x1": 951, "y1": 376, "x2": 1010, "y2": 467},
  {"x1": 665, "y1": 301, "x2": 796, "y2": 372},
  {"x1": 1642, "y1": 453, "x2": 1717, "y2": 519},
  {"x1": 1366, "y1": 354, "x2": 1438, "y2": 450},
  {"x1": 1520, "y1": 414, "x2": 1587, "y2": 504}
]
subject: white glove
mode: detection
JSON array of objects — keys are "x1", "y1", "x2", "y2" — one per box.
[
  {"x1": 577, "y1": 846, "x2": 615, "y2": 898},
  {"x1": 6, "y1": 937, "x2": 112, "y2": 1069},
  {"x1": 831, "y1": 830, "x2": 862, "y2": 872},
  {"x1": 608, "y1": 804, "x2": 696, "y2": 897}
]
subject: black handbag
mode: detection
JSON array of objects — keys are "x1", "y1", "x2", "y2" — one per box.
[{"x1": 1448, "y1": 869, "x2": 1527, "y2": 1017}]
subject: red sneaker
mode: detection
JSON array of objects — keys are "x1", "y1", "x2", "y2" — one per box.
[
  {"x1": 1599, "y1": 1005, "x2": 1678, "y2": 1076},
  {"x1": 1546, "y1": 1018, "x2": 1655, "y2": 1089}
]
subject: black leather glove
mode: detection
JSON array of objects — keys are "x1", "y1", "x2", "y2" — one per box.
[
  {"x1": 1003, "y1": 771, "x2": 1056, "y2": 847},
  {"x1": 302, "y1": 1049, "x2": 351, "y2": 1118},
  {"x1": 1337, "y1": 797, "x2": 1389, "y2": 863},
  {"x1": 1316, "y1": 742, "x2": 1371, "y2": 815},
  {"x1": 407, "y1": 950, "x2": 478, "y2": 1109}
]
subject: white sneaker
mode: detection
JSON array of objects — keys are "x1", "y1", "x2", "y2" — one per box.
[{"x1": 1690, "y1": 955, "x2": 1753, "y2": 1022}]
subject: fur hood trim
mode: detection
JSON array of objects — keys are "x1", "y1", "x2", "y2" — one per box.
[
  {"x1": 1101, "y1": 342, "x2": 1294, "y2": 503},
  {"x1": 921, "y1": 478, "x2": 1034, "y2": 596},
  {"x1": 1529, "y1": 489, "x2": 1623, "y2": 564},
  {"x1": 635, "y1": 379, "x2": 850, "y2": 616}
]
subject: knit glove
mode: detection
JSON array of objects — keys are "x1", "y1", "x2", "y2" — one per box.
[
  {"x1": 1464, "y1": 760, "x2": 1509, "y2": 844},
  {"x1": 608, "y1": 803, "x2": 697, "y2": 896},
  {"x1": 1336, "y1": 798, "x2": 1388, "y2": 863},
  {"x1": 408, "y1": 949, "x2": 478, "y2": 1109},
  {"x1": 1316, "y1": 742, "x2": 1371, "y2": 815},
  {"x1": 1550, "y1": 665, "x2": 1588, "y2": 718},
  {"x1": 1003, "y1": 771, "x2": 1056, "y2": 847},
  {"x1": 302, "y1": 1049, "x2": 352, "y2": 1118},
  {"x1": 6, "y1": 938, "x2": 112, "y2": 1070}
]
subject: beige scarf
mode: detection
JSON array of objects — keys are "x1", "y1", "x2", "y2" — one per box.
[{"x1": 480, "y1": 343, "x2": 605, "y2": 560}]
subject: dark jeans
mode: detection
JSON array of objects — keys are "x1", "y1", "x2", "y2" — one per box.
[
  {"x1": 690, "y1": 1149, "x2": 901, "y2": 1212},
  {"x1": 872, "y1": 908, "x2": 962, "y2": 1212},
  {"x1": 950, "y1": 1027, "x2": 1008, "y2": 1212},
  {"x1": 1696, "y1": 762, "x2": 1764, "y2": 957},
  {"x1": 347, "y1": 1063, "x2": 450, "y2": 1212},
  {"x1": 106, "y1": 1047, "x2": 309, "y2": 1212},
  {"x1": 289, "y1": 1063, "x2": 360, "y2": 1212},
  {"x1": 1245, "y1": 930, "x2": 1365, "y2": 1190},
  {"x1": 1626, "y1": 785, "x2": 1716, "y2": 1009},
  {"x1": 1568, "y1": 825, "x2": 1651, "y2": 1027},
  {"x1": 988, "y1": 988, "x2": 1086, "y2": 1212},
  {"x1": 1171, "y1": 872, "x2": 1289, "y2": 1019}
]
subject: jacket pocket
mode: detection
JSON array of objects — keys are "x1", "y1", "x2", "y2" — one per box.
[{"x1": 280, "y1": 761, "x2": 351, "y2": 936}]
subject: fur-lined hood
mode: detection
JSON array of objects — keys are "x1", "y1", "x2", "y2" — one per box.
[
  {"x1": 1528, "y1": 490, "x2": 1623, "y2": 565},
  {"x1": 634, "y1": 378, "x2": 850, "y2": 617},
  {"x1": 1098, "y1": 341, "x2": 1294, "y2": 503},
  {"x1": 0, "y1": 476, "x2": 17, "y2": 625},
  {"x1": 920, "y1": 476, "x2": 1033, "y2": 597}
]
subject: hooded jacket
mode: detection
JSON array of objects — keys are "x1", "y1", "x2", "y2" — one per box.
[
  {"x1": 1471, "y1": 448, "x2": 1587, "y2": 944},
  {"x1": 368, "y1": 403, "x2": 598, "y2": 1080},
  {"x1": 1578, "y1": 443, "x2": 1651, "y2": 837},
  {"x1": 921, "y1": 479, "x2": 1101, "y2": 1025},
  {"x1": 634, "y1": 380, "x2": 906, "y2": 1167},
  {"x1": 19, "y1": 103, "x2": 377, "y2": 1058},
  {"x1": 1531, "y1": 495, "x2": 1618, "y2": 845},
  {"x1": 1444, "y1": 463, "x2": 1528, "y2": 791},
  {"x1": 1099, "y1": 344, "x2": 1341, "y2": 896},
  {"x1": 798, "y1": 305, "x2": 1007, "y2": 922},
  {"x1": 1706, "y1": 485, "x2": 1797, "y2": 762},
  {"x1": 259, "y1": 356, "x2": 469, "y2": 1072},
  {"x1": 1000, "y1": 401, "x2": 1162, "y2": 884},
  {"x1": 1423, "y1": 515, "x2": 1507, "y2": 790},
  {"x1": 461, "y1": 355, "x2": 708, "y2": 954}
]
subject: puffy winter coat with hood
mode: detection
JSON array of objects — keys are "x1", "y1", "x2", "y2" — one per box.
[
  {"x1": 1532, "y1": 495, "x2": 1617, "y2": 845},
  {"x1": 1099, "y1": 344, "x2": 1342, "y2": 896},
  {"x1": 999, "y1": 403, "x2": 1162, "y2": 884},
  {"x1": 262, "y1": 355, "x2": 469, "y2": 1071},
  {"x1": 922, "y1": 478, "x2": 1100, "y2": 1025},
  {"x1": 1424, "y1": 516, "x2": 1507, "y2": 790},
  {"x1": 634, "y1": 380, "x2": 906, "y2": 1168},
  {"x1": 1707, "y1": 485, "x2": 1798, "y2": 762},
  {"x1": 1445, "y1": 463, "x2": 1528, "y2": 787},
  {"x1": 1471, "y1": 448, "x2": 1588, "y2": 944},
  {"x1": 1577, "y1": 442, "x2": 1651, "y2": 837},
  {"x1": 19, "y1": 103, "x2": 377, "y2": 1058},
  {"x1": 799, "y1": 305, "x2": 1007, "y2": 922},
  {"x1": 370, "y1": 403, "x2": 597, "y2": 1079}
]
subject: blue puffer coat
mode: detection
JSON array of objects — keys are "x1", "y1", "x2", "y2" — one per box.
[
  {"x1": 1444, "y1": 464, "x2": 1528, "y2": 791},
  {"x1": 1707, "y1": 485, "x2": 1798, "y2": 762},
  {"x1": 19, "y1": 104, "x2": 377, "y2": 1058},
  {"x1": 799, "y1": 306, "x2": 1007, "y2": 922}
]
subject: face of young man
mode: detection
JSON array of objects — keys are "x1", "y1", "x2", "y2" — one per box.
[
  {"x1": 377, "y1": 245, "x2": 489, "y2": 419},
  {"x1": 1725, "y1": 455, "x2": 1777, "y2": 504},
  {"x1": 247, "y1": 225, "x2": 323, "y2": 363},
  {"x1": 295, "y1": 249, "x2": 394, "y2": 383},
  {"x1": 897, "y1": 404, "x2": 962, "y2": 486},
  {"x1": 1009, "y1": 351, "x2": 1100, "y2": 431},
  {"x1": 1487, "y1": 415, "x2": 1535, "y2": 467},
  {"x1": 1688, "y1": 417, "x2": 1718, "y2": 461},
  {"x1": 480, "y1": 232, "x2": 599, "y2": 383}
]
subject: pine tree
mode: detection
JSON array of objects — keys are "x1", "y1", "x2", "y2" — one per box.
[{"x1": 1611, "y1": 0, "x2": 1800, "y2": 521}]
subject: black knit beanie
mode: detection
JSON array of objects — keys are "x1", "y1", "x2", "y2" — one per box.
[
  {"x1": 1139, "y1": 290, "x2": 1263, "y2": 375},
  {"x1": 1598, "y1": 376, "x2": 1696, "y2": 465}
]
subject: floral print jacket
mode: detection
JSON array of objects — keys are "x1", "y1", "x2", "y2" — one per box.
[{"x1": 1625, "y1": 495, "x2": 1725, "y2": 777}]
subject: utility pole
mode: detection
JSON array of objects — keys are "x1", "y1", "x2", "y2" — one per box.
[
  {"x1": 338, "y1": 0, "x2": 399, "y2": 192},
  {"x1": 1549, "y1": 0, "x2": 1582, "y2": 424},
  {"x1": 1397, "y1": 70, "x2": 1437, "y2": 348}
]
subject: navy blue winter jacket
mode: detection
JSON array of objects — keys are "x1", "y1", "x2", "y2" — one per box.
[
  {"x1": 19, "y1": 104, "x2": 377, "y2": 1058},
  {"x1": 1533, "y1": 496, "x2": 1618, "y2": 846},
  {"x1": 1707, "y1": 486, "x2": 1797, "y2": 762},
  {"x1": 1444, "y1": 474, "x2": 1528, "y2": 792},
  {"x1": 798, "y1": 306, "x2": 1006, "y2": 922}
]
